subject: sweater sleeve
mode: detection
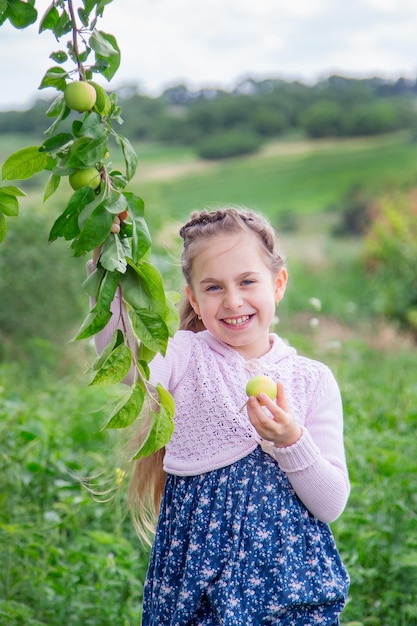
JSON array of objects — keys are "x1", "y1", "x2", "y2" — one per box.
[{"x1": 270, "y1": 367, "x2": 350, "y2": 523}]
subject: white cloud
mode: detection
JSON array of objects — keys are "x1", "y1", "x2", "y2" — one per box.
[{"x1": 1, "y1": 0, "x2": 417, "y2": 110}]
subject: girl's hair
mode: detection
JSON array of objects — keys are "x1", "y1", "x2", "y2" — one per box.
[
  {"x1": 178, "y1": 206, "x2": 285, "y2": 331},
  {"x1": 128, "y1": 206, "x2": 285, "y2": 542}
]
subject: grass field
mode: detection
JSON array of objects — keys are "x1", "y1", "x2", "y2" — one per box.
[
  {"x1": 5, "y1": 129, "x2": 417, "y2": 227},
  {"x1": 1, "y1": 131, "x2": 417, "y2": 625},
  {"x1": 129, "y1": 131, "x2": 417, "y2": 232}
]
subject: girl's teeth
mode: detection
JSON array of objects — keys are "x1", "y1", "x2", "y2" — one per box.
[{"x1": 224, "y1": 316, "x2": 250, "y2": 325}]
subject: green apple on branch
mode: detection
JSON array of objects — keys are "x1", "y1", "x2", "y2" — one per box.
[
  {"x1": 0, "y1": 0, "x2": 178, "y2": 458},
  {"x1": 69, "y1": 166, "x2": 101, "y2": 190},
  {"x1": 64, "y1": 80, "x2": 97, "y2": 112}
]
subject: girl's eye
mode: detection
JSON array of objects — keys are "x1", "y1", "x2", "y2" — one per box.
[
  {"x1": 241, "y1": 279, "x2": 255, "y2": 286},
  {"x1": 206, "y1": 285, "x2": 221, "y2": 292}
]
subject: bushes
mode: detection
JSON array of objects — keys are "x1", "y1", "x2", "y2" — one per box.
[
  {"x1": 196, "y1": 130, "x2": 261, "y2": 159},
  {"x1": 301, "y1": 100, "x2": 344, "y2": 138},
  {"x1": 0, "y1": 364, "x2": 149, "y2": 625},
  {"x1": 334, "y1": 346, "x2": 417, "y2": 625},
  {"x1": 301, "y1": 99, "x2": 404, "y2": 139},
  {"x1": 0, "y1": 210, "x2": 87, "y2": 367},
  {"x1": 332, "y1": 186, "x2": 373, "y2": 237},
  {"x1": 363, "y1": 190, "x2": 417, "y2": 335}
]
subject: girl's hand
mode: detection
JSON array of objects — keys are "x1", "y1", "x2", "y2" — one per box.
[{"x1": 247, "y1": 381, "x2": 302, "y2": 448}]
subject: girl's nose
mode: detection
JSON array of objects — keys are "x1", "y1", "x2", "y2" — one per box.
[{"x1": 223, "y1": 289, "x2": 243, "y2": 309}]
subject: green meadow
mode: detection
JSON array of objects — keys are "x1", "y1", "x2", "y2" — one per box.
[
  {"x1": 132, "y1": 131, "x2": 417, "y2": 224},
  {"x1": 1, "y1": 131, "x2": 417, "y2": 625}
]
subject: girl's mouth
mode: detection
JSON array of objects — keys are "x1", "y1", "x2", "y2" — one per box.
[{"x1": 222, "y1": 314, "x2": 252, "y2": 326}]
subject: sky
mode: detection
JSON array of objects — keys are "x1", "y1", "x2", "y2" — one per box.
[{"x1": 1, "y1": 0, "x2": 417, "y2": 110}]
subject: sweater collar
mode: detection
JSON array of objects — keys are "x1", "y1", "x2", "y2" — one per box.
[{"x1": 198, "y1": 330, "x2": 296, "y2": 368}]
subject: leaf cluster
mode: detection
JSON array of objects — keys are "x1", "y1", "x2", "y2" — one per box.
[
  {"x1": 0, "y1": 0, "x2": 178, "y2": 455},
  {"x1": 0, "y1": 0, "x2": 37, "y2": 29}
]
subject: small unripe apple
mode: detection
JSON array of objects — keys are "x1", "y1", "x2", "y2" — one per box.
[
  {"x1": 69, "y1": 167, "x2": 101, "y2": 191},
  {"x1": 111, "y1": 216, "x2": 120, "y2": 233},
  {"x1": 246, "y1": 375, "x2": 277, "y2": 404},
  {"x1": 118, "y1": 209, "x2": 129, "y2": 222},
  {"x1": 64, "y1": 81, "x2": 97, "y2": 112}
]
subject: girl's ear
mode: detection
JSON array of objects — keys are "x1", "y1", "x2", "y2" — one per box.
[
  {"x1": 274, "y1": 268, "x2": 288, "y2": 304},
  {"x1": 184, "y1": 284, "x2": 201, "y2": 317}
]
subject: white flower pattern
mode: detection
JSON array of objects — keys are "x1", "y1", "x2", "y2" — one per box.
[{"x1": 141, "y1": 447, "x2": 349, "y2": 625}]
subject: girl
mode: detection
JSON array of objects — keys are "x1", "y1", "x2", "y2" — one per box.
[{"x1": 93, "y1": 206, "x2": 350, "y2": 625}]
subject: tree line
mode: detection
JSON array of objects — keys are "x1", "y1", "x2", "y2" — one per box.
[{"x1": 1, "y1": 74, "x2": 417, "y2": 159}]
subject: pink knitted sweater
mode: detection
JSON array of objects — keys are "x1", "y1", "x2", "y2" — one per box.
[
  {"x1": 91, "y1": 282, "x2": 349, "y2": 523},
  {"x1": 147, "y1": 329, "x2": 349, "y2": 523}
]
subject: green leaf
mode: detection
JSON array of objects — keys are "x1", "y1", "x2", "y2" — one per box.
[
  {"x1": 45, "y1": 111, "x2": 69, "y2": 136},
  {"x1": 82, "y1": 265, "x2": 106, "y2": 299},
  {"x1": 40, "y1": 133, "x2": 73, "y2": 153},
  {"x1": 109, "y1": 171, "x2": 127, "y2": 190},
  {"x1": 38, "y1": 66, "x2": 68, "y2": 91},
  {"x1": 84, "y1": 0, "x2": 110, "y2": 15},
  {"x1": 70, "y1": 201, "x2": 114, "y2": 256},
  {"x1": 114, "y1": 134, "x2": 138, "y2": 181},
  {"x1": 90, "y1": 28, "x2": 118, "y2": 56},
  {"x1": 138, "y1": 343, "x2": 157, "y2": 365},
  {"x1": 90, "y1": 30, "x2": 121, "y2": 81},
  {"x1": 46, "y1": 93, "x2": 66, "y2": 118},
  {"x1": 105, "y1": 381, "x2": 146, "y2": 429},
  {"x1": 8, "y1": 0, "x2": 37, "y2": 28},
  {"x1": 138, "y1": 360, "x2": 151, "y2": 381},
  {"x1": 0, "y1": 0, "x2": 8, "y2": 22},
  {"x1": 2, "y1": 146, "x2": 49, "y2": 181},
  {"x1": 130, "y1": 309, "x2": 169, "y2": 356},
  {"x1": 66, "y1": 136, "x2": 107, "y2": 169},
  {"x1": 75, "y1": 112, "x2": 109, "y2": 141},
  {"x1": 100, "y1": 232, "x2": 128, "y2": 273},
  {"x1": 39, "y1": 5, "x2": 59, "y2": 32},
  {"x1": 106, "y1": 191, "x2": 128, "y2": 215},
  {"x1": 50, "y1": 50, "x2": 68, "y2": 64},
  {"x1": 51, "y1": 9, "x2": 72, "y2": 38},
  {"x1": 2, "y1": 185, "x2": 26, "y2": 197},
  {"x1": 0, "y1": 213, "x2": 6, "y2": 244},
  {"x1": 75, "y1": 269, "x2": 120, "y2": 340},
  {"x1": 49, "y1": 187, "x2": 95, "y2": 242},
  {"x1": 123, "y1": 193, "x2": 151, "y2": 262},
  {"x1": 90, "y1": 81, "x2": 112, "y2": 116},
  {"x1": 132, "y1": 384, "x2": 175, "y2": 457},
  {"x1": 77, "y1": 7, "x2": 89, "y2": 27},
  {"x1": 43, "y1": 174, "x2": 61, "y2": 202},
  {"x1": 92, "y1": 327, "x2": 124, "y2": 371},
  {"x1": 95, "y1": 267, "x2": 120, "y2": 312},
  {"x1": 74, "y1": 307, "x2": 113, "y2": 341},
  {"x1": 0, "y1": 186, "x2": 25, "y2": 217},
  {"x1": 89, "y1": 341, "x2": 132, "y2": 386},
  {"x1": 0, "y1": 192, "x2": 18, "y2": 217},
  {"x1": 164, "y1": 293, "x2": 181, "y2": 337},
  {"x1": 127, "y1": 261, "x2": 167, "y2": 316}
]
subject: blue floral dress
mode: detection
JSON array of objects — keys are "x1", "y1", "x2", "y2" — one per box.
[{"x1": 141, "y1": 446, "x2": 349, "y2": 625}]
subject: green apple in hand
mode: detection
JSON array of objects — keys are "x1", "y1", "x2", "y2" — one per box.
[
  {"x1": 240, "y1": 375, "x2": 277, "y2": 411},
  {"x1": 246, "y1": 375, "x2": 277, "y2": 403}
]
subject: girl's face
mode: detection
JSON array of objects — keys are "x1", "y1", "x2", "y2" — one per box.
[{"x1": 185, "y1": 231, "x2": 287, "y2": 360}]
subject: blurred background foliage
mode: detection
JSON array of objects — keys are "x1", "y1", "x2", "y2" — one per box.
[{"x1": 2, "y1": 74, "x2": 417, "y2": 158}]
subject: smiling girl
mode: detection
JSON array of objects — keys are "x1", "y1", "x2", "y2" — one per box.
[{"x1": 93, "y1": 206, "x2": 350, "y2": 625}]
